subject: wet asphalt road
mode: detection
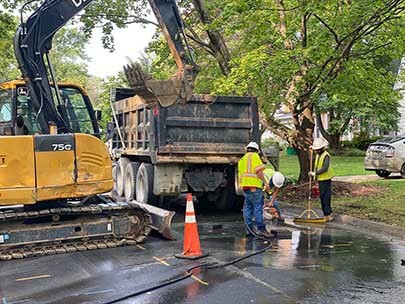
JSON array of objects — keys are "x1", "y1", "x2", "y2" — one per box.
[{"x1": 0, "y1": 206, "x2": 404, "y2": 304}]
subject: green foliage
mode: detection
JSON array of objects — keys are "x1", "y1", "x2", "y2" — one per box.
[
  {"x1": 97, "y1": 73, "x2": 127, "y2": 129},
  {"x1": 51, "y1": 28, "x2": 91, "y2": 85},
  {"x1": 0, "y1": 13, "x2": 19, "y2": 81},
  {"x1": 340, "y1": 148, "x2": 366, "y2": 157},
  {"x1": 342, "y1": 135, "x2": 382, "y2": 151}
]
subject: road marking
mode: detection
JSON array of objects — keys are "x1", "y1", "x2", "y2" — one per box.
[
  {"x1": 191, "y1": 275, "x2": 209, "y2": 286},
  {"x1": 83, "y1": 289, "x2": 115, "y2": 296},
  {"x1": 153, "y1": 256, "x2": 170, "y2": 266},
  {"x1": 15, "y1": 275, "x2": 51, "y2": 282},
  {"x1": 227, "y1": 265, "x2": 300, "y2": 303},
  {"x1": 136, "y1": 245, "x2": 146, "y2": 250}
]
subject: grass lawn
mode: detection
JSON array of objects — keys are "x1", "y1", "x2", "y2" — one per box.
[
  {"x1": 279, "y1": 154, "x2": 371, "y2": 179},
  {"x1": 333, "y1": 179, "x2": 405, "y2": 228},
  {"x1": 285, "y1": 179, "x2": 405, "y2": 228}
]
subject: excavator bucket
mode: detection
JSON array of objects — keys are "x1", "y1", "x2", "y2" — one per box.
[
  {"x1": 124, "y1": 62, "x2": 193, "y2": 107},
  {"x1": 130, "y1": 200, "x2": 176, "y2": 240}
]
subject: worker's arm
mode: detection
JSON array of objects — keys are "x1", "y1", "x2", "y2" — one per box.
[
  {"x1": 315, "y1": 155, "x2": 330, "y2": 175},
  {"x1": 269, "y1": 187, "x2": 279, "y2": 206},
  {"x1": 256, "y1": 169, "x2": 270, "y2": 191}
]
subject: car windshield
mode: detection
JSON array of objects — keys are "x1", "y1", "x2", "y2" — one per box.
[{"x1": 376, "y1": 136, "x2": 405, "y2": 144}]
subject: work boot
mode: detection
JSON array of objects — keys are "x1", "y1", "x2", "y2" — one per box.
[{"x1": 325, "y1": 215, "x2": 334, "y2": 222}]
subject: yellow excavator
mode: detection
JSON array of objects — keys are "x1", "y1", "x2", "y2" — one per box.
[{"x1": 0, "y1": 0, "x2": 197, "y2": 260}]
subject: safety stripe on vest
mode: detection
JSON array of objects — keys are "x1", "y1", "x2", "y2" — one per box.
[
  {"x1": 247, "y1": 153, "x2": 253, "y2": 173},
  {"x1": 241, "y1": 173, "x2": 258, "y2": 177}
]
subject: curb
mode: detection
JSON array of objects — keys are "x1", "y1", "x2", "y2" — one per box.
[{"x1": 280, "y1": 202, "x2": 405, "y2": 241}]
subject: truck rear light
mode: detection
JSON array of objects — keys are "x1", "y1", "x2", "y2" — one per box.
[{"x1": 153, "y1": 107, "x2": 159, "y2": 116}]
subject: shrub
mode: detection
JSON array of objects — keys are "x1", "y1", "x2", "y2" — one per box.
[
  {"x1": 342, "y1": 148, "x2": 366, "y2": 157},
  {"x1": 341, "y1": 135, "x2": 382, "y2": 151}
]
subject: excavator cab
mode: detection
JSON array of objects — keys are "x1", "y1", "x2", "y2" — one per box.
[{"x1": 0, "y1": 80, "x2": 100, "y2": 136}]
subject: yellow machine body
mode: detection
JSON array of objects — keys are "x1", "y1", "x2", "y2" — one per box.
[{"x1": 0, "y1": 133, "x2": 113, "y2": 205}]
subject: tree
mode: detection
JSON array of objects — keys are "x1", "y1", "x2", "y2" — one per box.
[
  {"x1": 0, "y1": 12, "x2": 19, "y2": 81},
  {"x1": 208, "y1": 0, "x2": 405, "y2": 182}
]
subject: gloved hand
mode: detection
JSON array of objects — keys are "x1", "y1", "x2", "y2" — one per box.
[{"x1": 308, "y1": 171, "x2": 315, "y2": 177}]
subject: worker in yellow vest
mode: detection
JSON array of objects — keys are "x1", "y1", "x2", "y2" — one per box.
[
  {"x1": 263, "y1": 168, "x2": 286, "y2": 221},
  {"x1": 238, "y1": 142, "x2": 271, "y2": 238},
  {"x1": 309, "y1": 138, "x2": 334, "y2": 222}
]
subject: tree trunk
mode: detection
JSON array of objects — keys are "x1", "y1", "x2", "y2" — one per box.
[
  {"x1": 192, "y1": 0, "x2": 231, "y2": 75},
  {"x1": 328, "y1": 133, "x2": 341, "y2": 152},
  {"x1": 291, "y1": 106, "x2": 315, "y2": 183}
]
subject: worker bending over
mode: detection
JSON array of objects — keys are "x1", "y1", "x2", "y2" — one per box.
[
  {"x1": 263, "y1": 168, "x2": 285, "y2": 221},
  {"x1": 309, "y1": 138, "x2": 334, "y2": 222},
  {"x1": 238, "y1": 142, "x2": 272, "y2": 238}
]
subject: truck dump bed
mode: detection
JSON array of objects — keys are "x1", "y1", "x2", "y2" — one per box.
[{"x1": 111, "y1": 94, "x2": 260, "y2": 163}]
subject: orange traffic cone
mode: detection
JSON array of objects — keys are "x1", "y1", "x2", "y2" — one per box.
[{"x1": 175, "y1": 193, "x2": 208, "y2": 260}]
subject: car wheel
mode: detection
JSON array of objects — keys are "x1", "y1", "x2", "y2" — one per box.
[
  {"x1": 135, "y1": 163, "x2": 155, "y2": 204},
  {"x1": 401, "y1": 164, "x2": 405, "y2": 179},
  {"x1": 375, "y1": 170, "x2": 391, "y2": 178},
  {"x1": 124, "y1": 162, "x2": 140, "y2": 201}
]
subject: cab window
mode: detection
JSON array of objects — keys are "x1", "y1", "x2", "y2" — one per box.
[
  {"x1": 59, "y1": 87, "x2": 94, "y2": 134},
  {"x1": 0, "y1": 89, "x2": 12, "y2": 122}
]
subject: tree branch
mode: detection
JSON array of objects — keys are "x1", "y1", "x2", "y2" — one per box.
[{"x1": 313, "y1": 13, "x2": 340, "y2": 45}]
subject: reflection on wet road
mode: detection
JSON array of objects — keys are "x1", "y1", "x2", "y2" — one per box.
[{"x1": 0, "y1": 211, "x2": 404, "y2": 303}]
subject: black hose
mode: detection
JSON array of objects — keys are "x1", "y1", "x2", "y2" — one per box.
[{"x1": 104, "y1": 201, "x2": 273, "y2": 304}]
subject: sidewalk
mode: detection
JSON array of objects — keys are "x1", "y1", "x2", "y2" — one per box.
[{"x1": 333, "y1": 174, "x2": 380, "y2": 183}]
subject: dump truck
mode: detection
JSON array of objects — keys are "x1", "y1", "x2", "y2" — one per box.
[{"x1": 109, "y1": 91, "x2": 268, "y2": 210}]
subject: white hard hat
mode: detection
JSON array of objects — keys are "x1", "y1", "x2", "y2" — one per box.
[
  {"x1": 246, "y1": 141, "x2": 259, "y2": 151},
  {"x1": 272, "y1": 171, "x2": 285, "y2": 188},
  {"x1": 312, "y1": 138, "x2": 328, "y2": 150}
]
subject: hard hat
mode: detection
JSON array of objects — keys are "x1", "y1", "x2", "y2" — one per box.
[
  {"x1": 246, "y1": 141, "x2": 259, "y2": 151},
  {"x1": 272, "y1": 171, "x2": 285, "y2": 188},
  {"x1": 312, "y1": 138, "x2": 328, "y2": 150}
]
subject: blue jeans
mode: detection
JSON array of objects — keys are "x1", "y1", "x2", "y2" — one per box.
[{"x1": 243, "y1": 189, "x2": 265, "y2": 232}]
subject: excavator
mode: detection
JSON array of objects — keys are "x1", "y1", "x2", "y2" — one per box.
[{"x1": 0, "y1": 0, "x2": 197, "y2": 260}]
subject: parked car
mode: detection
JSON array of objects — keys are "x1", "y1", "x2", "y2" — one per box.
[{"x1": 364, "y1": 136, "x2": 405, "y2": 178}]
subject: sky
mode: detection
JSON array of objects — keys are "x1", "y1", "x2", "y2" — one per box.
[{"x1": 85, "y1": 22, "x2": 156, "y2": 78}]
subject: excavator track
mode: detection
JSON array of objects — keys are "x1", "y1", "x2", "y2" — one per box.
[{"x1": 0, "y1": 199, "x2": 151, "y2": 261}]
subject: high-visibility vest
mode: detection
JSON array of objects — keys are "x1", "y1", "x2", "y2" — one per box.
[
  {"x1": 263, "y1": 167, "x2": 275, "y2": 184},
  {"x1": 238, "y1": 152, "x2": 265, "y2": 188},
  {"x1": 314, "y1": 151, "x2": 334, "y2": 181},
  {"x1": 263, "y1": 167, "x2": 275, "y2": 194}
]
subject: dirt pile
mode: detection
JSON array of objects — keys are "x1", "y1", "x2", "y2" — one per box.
[{"x1": 280, "y1": 181, "x2": 381, "y2": 203}]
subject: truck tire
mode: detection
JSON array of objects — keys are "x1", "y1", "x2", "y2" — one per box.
[
  {"x1": 116, "y1": 158, "x2": 130, "y2": 197},
  {"x1": 124, "y1": 162, "x2": 140, "y2": 201},
  {"x1": 136, "y1": 163, "x2": 155, "y2": 204},
  {"x1": 375, "y1": 170, "x2": 391, "y2": 178}
]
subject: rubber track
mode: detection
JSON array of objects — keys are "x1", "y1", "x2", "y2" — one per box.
[{"x1": 0, "y1": 201, "x2": 151, "y2": 261}]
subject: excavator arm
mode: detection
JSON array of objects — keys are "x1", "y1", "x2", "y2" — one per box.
[{"x1": 14, "y1": 0, "x2": 198, "y2": 134}]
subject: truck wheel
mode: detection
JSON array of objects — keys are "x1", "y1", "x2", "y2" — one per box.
[
  {"x1": 124, "y1": 162, "x2": 140, "y2": 201},
  {"x1": 136, "y1": 163, "x2": 155, "y2": 204},
  {"x1": 375, "y1": 170, "x2": 391, "y2": 178},
  {"x1": 116, "y1": 158, "x2": 130, "y2": 197}
]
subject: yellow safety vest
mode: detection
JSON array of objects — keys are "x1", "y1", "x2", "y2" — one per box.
[
  {"x1": 314, "y1": 151, "x2": 334, "y2": 181},
  {"x1": 263, "y1": 167, "x2": 275, "y2": 194},
  {"x1": 238, "y1": 152, "x2": 265, "y2": 188}
]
